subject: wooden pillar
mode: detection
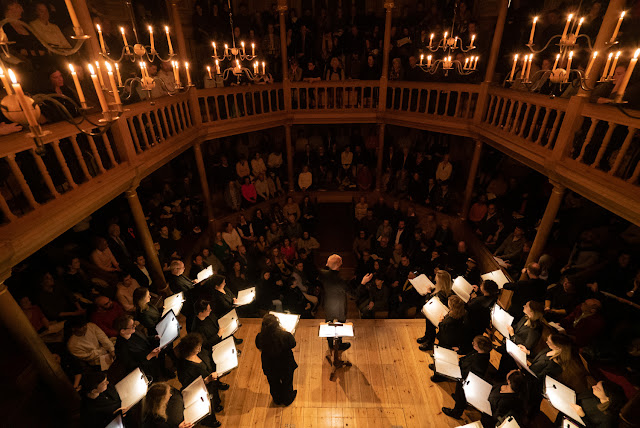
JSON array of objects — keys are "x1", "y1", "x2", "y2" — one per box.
[
  {"x1": 125, "y1": 188, "x2": 168, "y2": 293},
  {"x1": 483, "y1": 0, "x2": 509, "y2": 83},
  {"x1": 0, "y1": 280, "x2": 79, "y2": 413},
  {"x1": 461, "y1": 139, "x2": 483, "y2": 220},
  {"x1": 71, "y1": 0, "x2": 101, "y2": 59},
  {"x1": 278, "y1": 0, "x2": 289, "y2": 83},
  {"x1": 193, "y1": 142, "x2": 214, "y2": 225},
  {"x1": 375, "y1": 123, "x2": 385, "y2": 191},
  {"x1": 521, "y1": 181, "x2": 565, "y2": 278},
  {"x1": 378, "y1": 1, "x2": 394, "y2": 111},
  {"x1": 168, "y1": 0, "x2": 188, "y2": 63},
  {"x1": 284, "y1": 124, "x2": 294, "y2": 192},
  {"x1": 578, "y1": 0, "x2": 625, "y2": 96}
]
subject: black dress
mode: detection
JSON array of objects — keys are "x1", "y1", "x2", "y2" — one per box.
[
  {"x1": 436, "y1": 315, "x2": 466, "y2": 349},
  {"x1": 211, "y1": 287, "x2": 236, "y2": 318},
  {"x1": 137, "y1": 305, "x2": 161, "y2": 335},
  {"x1": 176, "y1": 350, "x2": 221, "y2": 424},
  {"x1": 80, "y1": 384, "x2": 121, "y2": 427},
  {"x1": 255, "y1": 329, "x2": 298, "y2": 405},
  {"x1": 115, "y1": 331, "x2": 161, "y2": 378},
  {"x1": 191, "y1": 315, "x2": 222, "y2": 350}
]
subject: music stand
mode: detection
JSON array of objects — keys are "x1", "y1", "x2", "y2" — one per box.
[{"x1": 319, "y1": 322, "x2": 354, "y2": 381}]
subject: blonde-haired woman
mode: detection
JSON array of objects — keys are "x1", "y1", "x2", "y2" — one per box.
[
  {"x1": 143, "y1": 382, "x2": 193, "y2": 428},
  {"x1": 417, "y1": 269, "x2": 454, "y2": 351}
]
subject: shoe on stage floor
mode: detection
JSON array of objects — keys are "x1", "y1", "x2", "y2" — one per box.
[
  {"x1": 234, "y1": 337, "x2": 243, "y2": 345},
  {"x1": 216, "y1": 381, "x2": 230, "y2": 390},
  {"x1": 442, "y1": 407, "x2": 462, "y2": 419},
  {"x1": 339, "y1": 342, "x2": 351, "y2": 351},
  {"x1": 419, "y1": 342, "x2": 433, "y2": 352},
  {"x1": 417, "y1": 335, "x2": 429, "y2": 344}
]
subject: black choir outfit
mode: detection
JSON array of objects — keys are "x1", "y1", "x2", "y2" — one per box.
[{"x1": 255, "y1": 328, "x2": 298, "y2": 405}]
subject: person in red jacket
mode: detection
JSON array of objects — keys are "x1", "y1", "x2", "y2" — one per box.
[
  {"x1": 241, "y1": 176, "x2": 257, "y2": 205},
  {"x1": 560, "y1": 299, "x2": 605, "y2": 348},
  {"x1": 90, "y1": 296, "x2": 125, "y2": 338}
]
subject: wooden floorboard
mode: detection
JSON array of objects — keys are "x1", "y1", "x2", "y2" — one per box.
[{"x1": 194, "y1": 318, "x2": 470, "y2": 428}]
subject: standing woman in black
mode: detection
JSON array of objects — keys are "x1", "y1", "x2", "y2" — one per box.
[
  {"x1": 255, "y1": 314, "x2": 298, "y2": 406},
  {"x1": 143, "y1": 382, "x2": 193, "y2": 428}
]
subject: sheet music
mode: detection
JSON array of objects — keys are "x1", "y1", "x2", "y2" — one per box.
[
  {"x1": 455, "y1": 422, "x2": 483, "y2": 428},
  {"x1": 497, "y1": 416, "x2": 521, "y2": 428},
  {"x1": 182, "y1": 376, "x2": 211, "y2": 425},
  {"x1": 409, "y1": 274, "x2": 434, "y2": 296},
  {"x1": 218, "y1": 309, "x2": 239, "y2": 339},
  {"x1": 434, "y1": 345, "x2": 462, "y2": 379},
  {"x1": 212, "y1": 337, "x2": 238, "y2": 375},
  {"x1": 156, "y1": 310, "x2": 180, "y2": 348},
  {"x1": 105, "y1": 415, "x2": 124, "y2": 428},
  {"x1": 197, "y1": 265, "x2": 213, "y2": 283},
  {"x1": 235, "y1": 287, "x2": 256, "y2": 306},
  {"x1": 453, "y1": 276, "x2": 473, "y2": 303},
  {"x1": 494, "y1": 257, "x2": 509, "y2": 269},
  {"x1": 481, "y1": 270, "x2": 510, "y2": 289},
  {"x1": 318, "y1": 323, "x2": 354, "y2": 337},
  {"x1": 463, "y1": 372, "x2": 493, "y2": 416},
  {"x1": 506, "y1": 339, "x2": 536, "y2": 377},
  {"x1": 545, "y1": 377, "x2": 585, "y2": 425},
  {"x1": 162, "y1": 292, "x2": 185, "y2": 317},
  {"x1": 115, "y1": 368, "x2": 149, "y2": 410},
  {"x1": 562, "y1": 417, "x2": 581, "y2": 428},
  {"x1": 491, "y1": 304, "x2": 514, "y2": 338},
  {"x1": 269, "y1": 311, "x2": 300, "y2": 334},
  {"x1": 422, "y1": 296, "x2": 449, "y2": 326}
]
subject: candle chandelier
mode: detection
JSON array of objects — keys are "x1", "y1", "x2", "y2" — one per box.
[{"x1": 507, "y1": 9, "x2": 638, "y2": 101}]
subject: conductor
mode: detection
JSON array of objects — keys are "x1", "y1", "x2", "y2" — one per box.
[{"x1": 319, "y1": 254, "x2": 350, "y2": 351}]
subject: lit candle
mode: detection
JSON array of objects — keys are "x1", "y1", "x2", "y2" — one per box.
[
  {"x1": 615, "y1": 48, "x2": 640, "y2": 103},
  {"x1": 610, "y1": 11, "x2": 625, "y2": 43},
  {"x1": 139, "y1": 62, "x2": 147, "y2": 79},
  {"x1": 427, "y1": 55, "x2": 432, "y2": 67},
  {"x1": 114, "y1": 63, "x2": 122, "y2": 86},
  {"x1": 87, "y1": 64, "x2": 108, "y2": 112},
  {"x1": 429, "y1": 33, "x2": 434, "y2": 48},
  {"x1": 552, "y1": 53, "x2": 560, "y2": 71},
  {"x1": 565, "y1": 51, "x2": 573, "y2": 82},
  {"x1": 68, "y1": 64, "x2": 86, "y2": 104},
  {"x1": 464, "y1": 57, "x2": 469, "y2": 69},
  {"x1": 420, "y1": 54, "x2": 424, "y2": 65},
  {"x1": 215, "y1": 59, "x2": 220, "y2": 74},
  {"x1": 7, "y1": 69, "x2": 39, "y2": 127},
  {"x1": 165, "y1": 26, "x2": 174, "y2": 55},
  {"x1": 525, "y1": 54, "x2": 533, "y2": 80},
  {"x1": 0, "y1": 66, "x2": 14, "y2": 94},
  {"x1": 601, "y1": 52, "x2": 613, "y2": 80},
  {"x1": 561, "y1": 13, "x2": 573, "y2": 41},
  {"x1": 241, "y1": 41, "x2": 245, "y2": 55},
  {"x1": 262, "y1": 61, "x2": 265, "y2": 75},
  {"x1": 185, "y1": 62, "x2": 192, "y2": 86},
  {"x1": 584, "y1": 51, "x2": 597, "y2": 80},
  {"x1": 251, "y1": 43, "x2": 255, "y2": 56},
  {"x1": 443, "y1": 32, "x2": 448, "y2": 44},
  {"x1": 207, "y1": 66, "x2": 212, "y2": 79},
  {"x1": 509, "y1": 54, "x2": 518, "y2": 80},
  {"x1": 224, "y1": 44, "x2": 229, "y2": 55},
  {"x1": 96, "y1": 24, "x2": 106, "y2": 54},
  {"x1": 574, "y1": 17, "x2": 584, "y2": 37},
  {"x1": 236, "y1": 59, "x2": 241, "y2": 70},
  {"x1": 473, "y1": 56, "x2": 479, "y2": 69},
  {"x1": 104, "y1": 62, "x2": 121, "y2": 105},
  {"x1": 63, "y1": 0, "x2": 80, "y2": 29},
  {"x1": 212, "y1": 42, "x2": 217, "y2": 57},
  {"x1": 529, "y1": 16, "x2": 538, "y2": 44},
  {"x1": 174, "y1": 62, "x2": 181, "y2": 87},
  {"x1": 120, "y1": 27, "x2": 130, "y2": 54},
  {"x1": 94, "y1": 61, "x2": 105, "y2": 87},
  {"x1": 148, "y1": 26, "x2": 154, "y2": 51},
  {"x1": 253, "y1": 61, "x2": 258, "y2": 74},
  {"x1": 608, "y1": 51, "x2": 621, "y2": 79},
  {"x1": 470, "y1": 34, "x2": 475, "y2": 48},
  {"x1": 521, "y1": 54, "x2": 528, "y2": 79}
]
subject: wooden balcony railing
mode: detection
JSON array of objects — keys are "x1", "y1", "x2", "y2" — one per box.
[
  {"x1": 289, "y1": 80, "x2": 381, "y2": 111},
  {"x1": 197, "y1": 84, "x2": 285, "y2": 124},
  {"x1": 386, "y1": 81, "x2": 480, "y2": 120}
]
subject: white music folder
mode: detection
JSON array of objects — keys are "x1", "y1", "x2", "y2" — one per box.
[
  {"x1": 506, "y1": 339, "x2": 536, "y2": 377},
  {"x1": 544, "y1": 376, "x2": 585, "y2": 425},
  {"x1": 433, "y1": 345, "x2": 462, "y2": 380},
  {"x1": 156, "y1": 309, "x2": 181, "y2": 349},
  {"x1": 162, "y1": 292, "x2": 185, "y2": 317},
  {"x1": 422, "y1": 296, "x2": 449, "y2": 327},
  {"x1": 318, "y1": 322, "x2": 354, "y2": 338},
  {"x1": 463, "y1": 372, "x2": 493, "y2": 416},
  {"x1": 453, "y1": 276, "x2": 474, "y2": 303},
  {"x1": 105, "y1": 414, "x2": 124, "y2": 428},
  {"x1": 497, "y1": 415, "x2": 521, "y2": 428},
  {"x1": 409, "y1": 274, "x2": 434, "y2": 296},
  {"x1": 212, "y1": 336, "x2": 239, "y2": 376},
  {"x1": 481, "y1": 270, "x2": 510, "y2": 289},
  {"x1": 197, "y1": 265, "x2": 214, "y2": 283},
  {"x1": 235, "y1": 287, "x2": 256, "y2": 306},
  {"x1": 218, "y1": 309, "x2": 240, "y2": 339},
  {"x1": 269, "y1": 311, "x2": 301, "y2": 334},
  {"x1": 455, "y1": 422, "x2": 483, "y2": 428},
  {"x1": 491, "y1": 304, "x2": 514, "y2": 338},
  {"x1": 182, "y1": 376, "x2": 211, "y2": 425},
  {"x1": 115, "y1": 368, "x2": 149, "y2": 411}
]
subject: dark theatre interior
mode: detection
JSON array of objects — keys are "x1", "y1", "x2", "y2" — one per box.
[{"x1": 0, "y1": 0, "x2": 639, "y2": 426}]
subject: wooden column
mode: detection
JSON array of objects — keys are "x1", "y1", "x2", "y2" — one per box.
[
  {"x1": 461, "y1": 139, "x2": 483, "y2": 220},
  {"x1": 284, "y1": 124, "x2": 294, "y2": 192},
  {"x1": 378, "y1": 1, "x2": 394, "y2": 111},
  {"x1": 71, "y1": 0, "x2": 101, "y2": 59},
  {"x1": 193, "y1": 142, "x2": 214, "y2": 225},
  {"x1": 522, "y1": 181, "x2": 565, "y2": 276},
  {"x1": 168, "y1": 0, "x2": 188, "y2": 63},
  {"x1": 125, "y1": 188, "x2": 168, "y2": 293},
  {"x1": 278, "y1": 0, "x2": 289, "y2": 83},
  {"x1": 578, "y1": 0, "x2": 625, "y2": 96},
  {"x1": 0, "y1": 279, "x2": 79, "y2": 413},
  {"x1": 375, "y1": 123, "x2": 385, "y2": 191},
  {"x1": 483, "y1": 0, "x2": 509, "y2": 83}
]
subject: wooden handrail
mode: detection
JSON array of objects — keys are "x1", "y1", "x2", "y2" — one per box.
[{"x1": 486, "y1": 86, "x2": 571, "y2": 111}]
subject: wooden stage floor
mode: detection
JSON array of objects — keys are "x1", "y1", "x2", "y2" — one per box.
[{"x1": 201, "y1": 318, "x2": 482, "y2": 428}]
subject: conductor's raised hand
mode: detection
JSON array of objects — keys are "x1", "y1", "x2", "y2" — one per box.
[{"x1": 361, "y1": 273, "x2": 374, "y2": 284}]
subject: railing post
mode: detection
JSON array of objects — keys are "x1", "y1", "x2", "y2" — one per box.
[
  {"x1": 125, "y1": 187, "x2": 169, "y2": 294},
  {"x1": 378, "y1": 1, "x2": 394, "y2": 114},
  {"x1": 550, "y1": 95, "x2": 585, "y2": 163},
  {"x1": 284, "y1": 123, "x2": 294, "y2": 192},
  {"x1": 473, "y1": 82, "x2": 490, "y2": 125},
  {"x1": 188, "y1": 89, "x2": 203, "y2": 127},
  {"x1": 375, "y1": 123, "x2": 385, "y2": 191},
  {"x1": 193, "y1": 142, "x2": 214, "y2": 226},
  {"x1": 483, "y1": 0, "x2": 508, "y2": 83},
  {"x1": 461, "y1": 139, "x2": 483, "y2": 220},
  {"x1": 110, "y1": 117, "x2": 138, "y2": 162}
]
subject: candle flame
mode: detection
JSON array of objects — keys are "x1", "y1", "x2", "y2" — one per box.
[
  {"x1": 105, "y1": 62, "x2": 112, "y2": 72},
  {"x1": 96, "y1": 24, "x2": 101, "y2": 31},
  {"x1": 615, "y1": 51, "x2": 621, "y2": 58},
  {"x1": 533, "y1": 16, "x2": 538, "y2": 23},
  {"x1": 148, "y1": 26, "x2": 152, "y2": 33},
  {"x1": 212, "y1": 42, "x2": 216, "y2": 48},
  {"x1": 567, "y1": 13, "x2": 573, "y2": 21},
  {"x1": 87, "y1": 64, "x2": 95, "y2": 75},
  {"x1": 185, "y1": 62, "x2": 189, "y2": 69},
  {"x1": 593, "y1": 51, "x2": 598, "y2": 58},
  {"x1": 579, "y1": 17, "x2": 584, "y2": 24},
  {"x1": 115, "y1": 63, "x2": 119, "y2": 70},
  {"x1": 68, "y1": 63, "x2": 75, "y2": 73},
  {"x1": 7, "y1": 68, "x2": 17, "y2": 84},
  {"x1": 514, "y1": 54, "x2": 518, "y2": 60},
  {"x1": 569, "y1": 51, "x2": 573, "y2": 58},
  {"x1": 608, "y1": 52, "x2": 613, "y2": 59},
  {"x1": 621, "y1": 11, "x2": 626, "y2": 18},
  {"x1": 120, "y1": 27, "x2": 125, "y2": 34},
  {"x1": 634, "y1": 49, "x2": 640, "y2": 59},
  {"x1": 207, "y1": 66, "x2": 211, "y2": 71},
  {"x1": 165, "y1": 26, "x2": 169, "y2": 32}
]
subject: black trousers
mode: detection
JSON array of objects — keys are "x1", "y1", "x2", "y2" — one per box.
[
  {"x1": 451, "y1": 380, "x2": 467, "y2": 415},
  {"x1": 266, "y1": 367, "x2": 296, "y2": 405},
  {"x1": 423, "y1": 318, "x2": 436, "y2": 343}
]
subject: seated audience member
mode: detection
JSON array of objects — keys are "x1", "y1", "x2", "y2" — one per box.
[
  {"x1": 241, "y1": 176, "x2": 257, "y2": 205},
  {"x1": 67, "y1": 318, "x2": 115, "y2": 368},
  {"x1": 285, "y1": 215, "x2": 303, "y2": 241},
  {"x1": 168, "y1": 260, "x2": 196, "y2": 329},
  {"x1": 267, "y1": 222, "x2": 284, "y2": 246},
  {"x1": 560, "y1": 299, "x2": 605, "y2": 348},
  {"x1": 282, "y1": 277, "x2": 314, "y2": 318},
  {"x1": 133, "y1": 287, "x2": 161, "y2": 335},
  {"x1": 189, "y1": 254, "x2": 209, "y2": 280},
  {"x1": 298, "y1": 165, "x2": 312, "y2": 190},
  {"x1": 297, "y1": 231, "x2": 320, "y2": 254},
  {"x1": 251, "y1": 152, "x2": 267, "y2": 177},
  {"x1": 283, "y1": 196, "x2": 301, "y2": 221},
  {"x1": 91, "y1": 237, "x2": 121, "y2": 283},
  {"x1": 19, "y1": 295, "x2": 50, "y2": 333},
  {"x1": 131, "y1": 255, "x2": 152, "y2": 288},
  {"x1": 435, "y1": 154, "x2": 453, "y2": 183},
  {"x1": 237, "y1": 214, "x2": 257, "y2": 244},
  {"x1": 561, "y1": 231, "x2": 600, "y2": 275},
  {"x1": 37, "y1": 272, "x2": 86, "y2": 320},
  {"x1": 358, "y1": 273, "x2": 388, "y2": 319},
  {"x1": 222, "y1": 222, "x2": 243, "y2": 252},
  {"x1": 431, "y1": 335, "x2": 492, "y2": 384},
  {"x1": 466, "y1": 279, "x2": 500, "y2": 339},
  {"x1": 114, "y1": 314, "x2": 162, "y2": 377},
  {"x1": 115, "y1": 272, "x2": 140, "y2": 313},
  {"x1": 80, "y1": 372, "x2": 121, "y2": 427},
  {"x1": 143, "y1": 382, "x2": 194, "y2": 428},
  {"x1": 468, "y1": 194, "x2": 488, "y2": 224},
  {"x1": 280, "y1": 238, "x2": 298, "y2": 262},
  {"x1": 254, "y1": 173, "x2": 271, "y2": 200},
  {"x1": 174, "y1": 334, "x2": 223, "y2": 427},
  {"x1": 544, "y1": 276, "x2": 581, "y2": 322},
  {"x1": 354, "y1": 196, "x2": 369, "y2": 223},
  {"x1": 353, "y1": 230, "x2": 371, "y2": 260},
  {"x1": 212, "y1": 232, "x2": 232, "y2": 264},
  {"x1": 65, "y1": 257, "x2": 96, "y2": 298},
  {"x1": 574, "y1": 380, "x2": 626, "y2": 428},
  {"x1": 493, "y1": 226, "x2": 526, "y2": 263},
  {"x1": 91, "y1": 296, "x2": 125, "y2": 338},
  {"x1": 107, "y1": 223, "x2": 133, "y2": 268},
  {"x1": 202, "y1": 248, "x2": 225, "y2": 274},
  {"x1": 503, "y1": 263, "x2": 547, "y2": 319}
]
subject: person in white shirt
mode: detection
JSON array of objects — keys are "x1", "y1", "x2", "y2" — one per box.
[
  {"x1": 268, "y1": 150, "x2": 283, "y2": 173},
  {"x1": 251, "y1": 152, "x2": 267, "y2": 176},
  {"x1": 157, "y1": 61, "x2": 177, "y2": 92},
  {"x1": 435, "y1": 154, "x2": 453, "y2": 183},
  {"x1": 222, "y1": 222, "x2": 243, "y2": 252},
  {"x1": 67, "y1": 320, "x2": 115, "y2": 368},
  {"x1": 29, "y1": 3, "x2": 71, "y2": 48},
  {"x1": 340, "y1": 146, "x2": 354, "y2": 181},
  {"x1": 298, "y1": 165, "x2": 313, "y2": 190},
  {"x1": 115, "y1": 273, "x2": 140, "y2": 312},
  {"x1": 254, "y1": 172, "x2": 271, "y2": 200}
]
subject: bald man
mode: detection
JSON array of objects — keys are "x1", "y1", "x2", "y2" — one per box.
[{"x1": 319, "y1": 254, "x2": 350, "y2": 350}]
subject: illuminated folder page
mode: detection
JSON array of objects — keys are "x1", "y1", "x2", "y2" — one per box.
[
  {"x1": 545, "y1": 376, "x2": 585, "y2": 425},
  {"x1": 491, "y1": 304, "x2": 514, "y2": 338},
  {"x1": 162, "y1": 292, "x2": 184, "y2": 317},
  {"x1": 218, "y1": 309, "x2": 239, "y2": 339},
  {"x1": 433, "y1": 345, "x2": 462, "y2": 380},
  {"x1": 463, "y1": 372, "x2": 493, "y2": 416},
  {"x1": 269, "y1": 311, "x2": 300, "y2": 334},
  {"x1": 506, "y1": 339, "x2": 536, "y2": 377},
  {"x1": 236, "y1": 287, "x2": 256, "y2": 306},
  {"x1": 156, "y1": 310, "x2": 180, "y2": 349},
  {"x1": 182, "y1": 376, "x2": 211, "y2": 425},
  {"x1": 212, "y1": 336, "x2": 238, "y2": 375},
  {"x1": 453, "y1": 276, "x2": 473, "y2": 303},
  {"x1": 318, "y1": 323, "x2": 354, "y2": 337},
  {"x1": 115, "y1": 368, "x2": 149, "y2": 410},
  {"x1": 481, "y1": 270, "x2": 510, "y2": 289},
  {"x1": 105, "y1": 415, "x2": 124, "y2": 428},
  {"x1": 197, "y1": 265, "x2": 213, "y2": 283},
  {"x1": 409, "y1": 274, "x2": 434, "y2": 296},
  {"x1": 422, "y1": 296, "x2": 449, "y2": 326}
]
